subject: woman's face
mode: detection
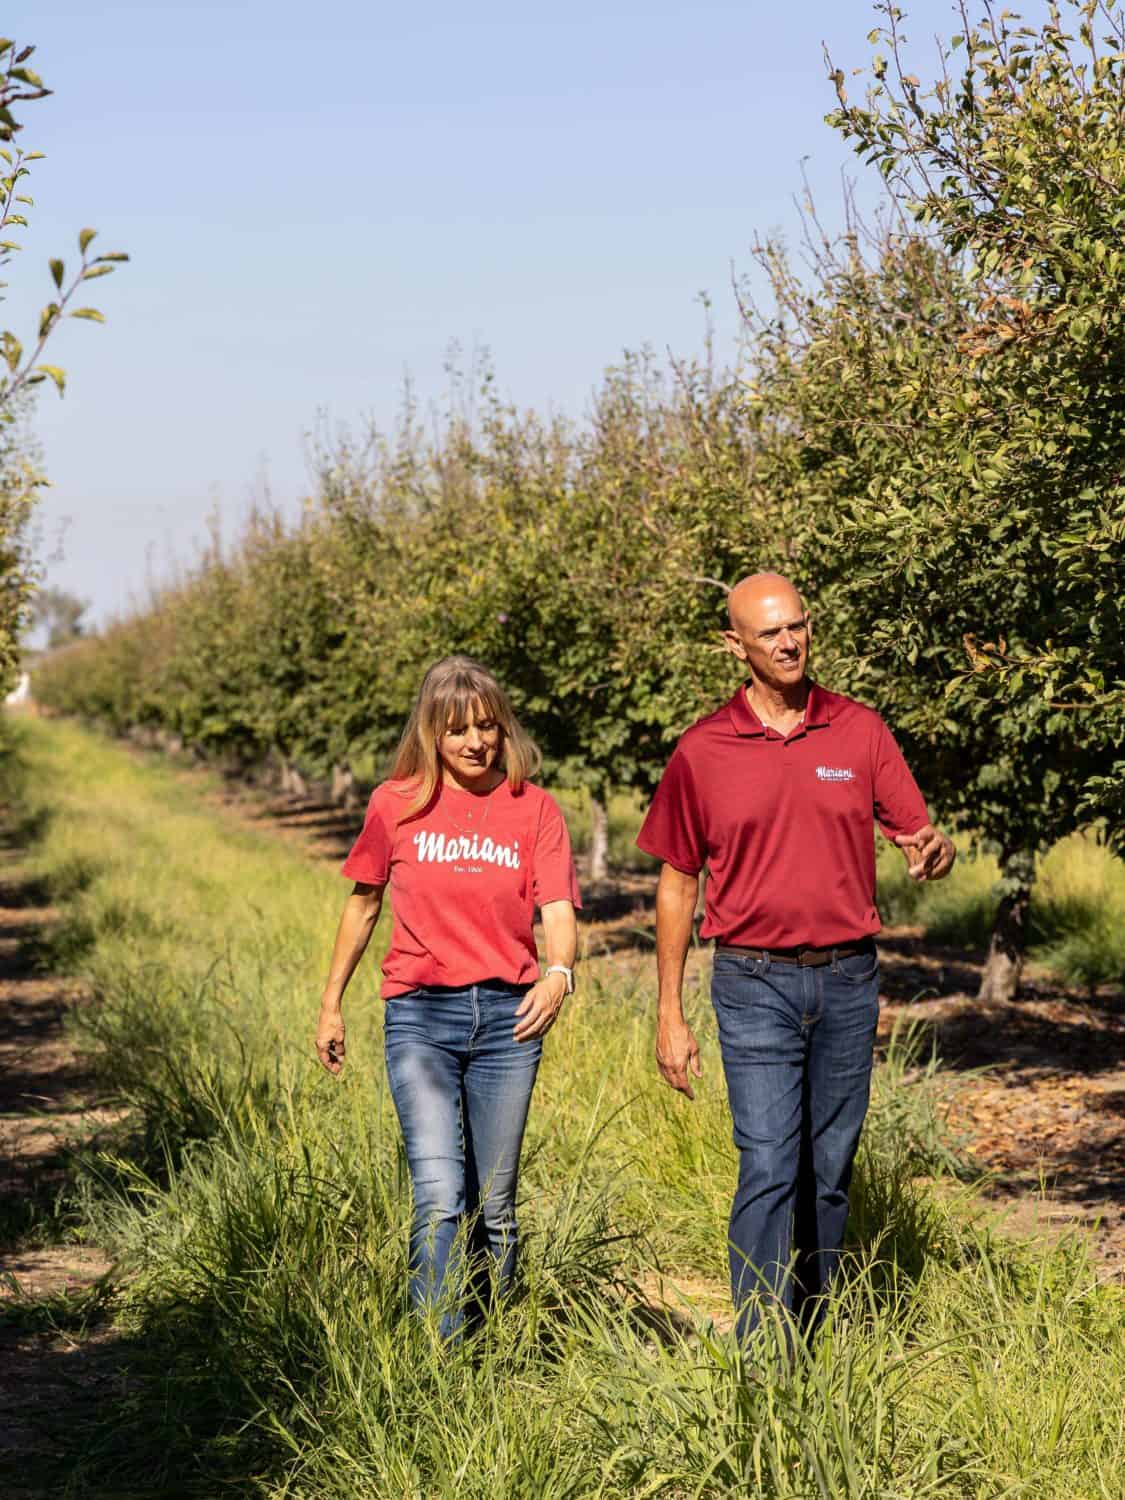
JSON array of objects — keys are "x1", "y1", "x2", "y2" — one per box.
[{"x1": 438, "y1": 701, "x2": 502, "y2": 789}]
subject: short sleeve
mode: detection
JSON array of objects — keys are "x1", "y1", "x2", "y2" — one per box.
[
  {"x1": 636, "y1": 746, "x2": 706, "y2": 875},
  {"x1": 341, "y1": 787, "x2": 394, "y2": 885},
  {"x1": 531, "y1": 793, "x2": 582, "y2": 909},
  {"x1": 871, "y1": 717, "x2": 929, "y2": 840}
]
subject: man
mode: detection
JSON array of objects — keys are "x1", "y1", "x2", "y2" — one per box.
[{"x1": 636, "y1": 572, "x2": 954, "y2": 1341}]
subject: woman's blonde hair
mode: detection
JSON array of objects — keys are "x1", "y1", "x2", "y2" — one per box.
[{"x1": 389, "y1": 655, "x2": 541, "y2": 817}]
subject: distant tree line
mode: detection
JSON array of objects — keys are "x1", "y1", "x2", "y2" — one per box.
[{"x1": 34, "y1": 1, "x2": 1124, "y2": 1001}]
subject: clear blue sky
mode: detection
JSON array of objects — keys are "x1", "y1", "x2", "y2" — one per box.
[{"x1": 9, "y1": 0, "x2": 973, "y2": 627}]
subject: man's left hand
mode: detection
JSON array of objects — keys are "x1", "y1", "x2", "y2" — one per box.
[{"x1": 894, "y1": 823, "x2": 956, "y2": 882}]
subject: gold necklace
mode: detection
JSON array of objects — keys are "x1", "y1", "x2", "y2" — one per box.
[{"x1": 439, "y1": 778, "x2": 501, "y2": 839}]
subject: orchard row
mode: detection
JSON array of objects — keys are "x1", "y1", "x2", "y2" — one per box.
[{"x1": 35, "y1": 4, "x2": 1124, "y2": 983}]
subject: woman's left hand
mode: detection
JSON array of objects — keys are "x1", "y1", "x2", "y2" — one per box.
[{"x1": 514, "y1": 971, "x2": 568, "y2": 1042}]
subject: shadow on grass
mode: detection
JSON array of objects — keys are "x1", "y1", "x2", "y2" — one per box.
[
  {"x1": 879, "y1": 988, "x2": 1125, "y2": 1079},
  {"x1": 0, "y1": 1295, "x2": 280, "y2": 1500},
  {"x1": 0, "y1": 803, "x2": 53, "y2": 855}
]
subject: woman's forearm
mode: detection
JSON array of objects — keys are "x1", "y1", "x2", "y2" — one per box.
[
  {"x1": 321, "y1": 885, "x2": 384, "y2": 1009},
  {"x1": 539, "y1": 899, "x2": 577, "y2": 972}
]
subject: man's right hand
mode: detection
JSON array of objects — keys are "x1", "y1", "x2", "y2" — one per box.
[{"x1": 656, "y1": 1015, "x2": 702, "y2": 1100}]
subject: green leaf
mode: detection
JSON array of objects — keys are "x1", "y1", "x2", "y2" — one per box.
[
  {"x1": 78, "y1": 227, "x2": 97, "y2": 254},
  {"x1": 49, "y1": 257, "x2": 64, "y2": 289},
  {"x1": 36, "y1": 363, "x2": 66, "y2": 395},
  {"x1": 70, "y1": 307, "x2": 105, "y2": 322},
  {"x1": 80, "y1": 264, "x2": 115, "y2": 280}
]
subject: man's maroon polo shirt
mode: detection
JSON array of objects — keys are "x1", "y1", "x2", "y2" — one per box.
[{"x1": 636, "y1": 683, "x2": 929, "y2": 949}]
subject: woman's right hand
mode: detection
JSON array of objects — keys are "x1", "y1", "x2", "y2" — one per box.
[{"x1": 316, "y1": 1007, "x2": 346, "y2": 1075}]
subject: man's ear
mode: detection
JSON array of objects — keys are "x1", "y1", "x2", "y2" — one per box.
[
  {"x1": 720, "y1": 629, "x2": 747, "y2": 661},
  {"x1": 804, "y1": 611, "x2": 813, "y2": 646}
]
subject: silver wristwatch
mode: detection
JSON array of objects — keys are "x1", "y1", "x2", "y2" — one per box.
[{"x1": 544, "y1": 964, "x2": 574, "y2": 995}]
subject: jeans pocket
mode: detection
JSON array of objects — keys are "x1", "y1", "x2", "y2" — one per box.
[
  {"x1": 711, "y1": 956, "x2": 768, "y2": 1008},
  {"x1": 713, "y1": 954, "x2": 767, "y2": 976},
  {"x1": 835, "y1": 949, "x2": 879, "y2": 986}
]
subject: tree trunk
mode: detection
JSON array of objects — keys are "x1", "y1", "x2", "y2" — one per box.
[
  {"x1": 977, "y1": 850, "x2": 1035, "y2": 1003},
  {"x1": 331, "y1": 761, "x2": 359, "y2": 811},
  {"x1": 280, "y1": 759, "x2": 309, "y2": 798},
  {"x1": 588, "y1": 791, "x2": 610, "y2": 884}
]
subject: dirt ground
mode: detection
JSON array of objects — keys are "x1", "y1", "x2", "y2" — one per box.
[
  {"x1": 0, "y1": 823, "x2": 122, "y2": 1495},
  {"x1": 877, "y1": 936, "x2": 1125, "y2": 1277}
]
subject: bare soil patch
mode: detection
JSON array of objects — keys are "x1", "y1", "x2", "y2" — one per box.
[
  {"x1": 0, "y1": 823, "x2": 118, "y2": 1491},
  {"x1": 876, "y1": 930, "x2": 1125, "y2": 1276}
]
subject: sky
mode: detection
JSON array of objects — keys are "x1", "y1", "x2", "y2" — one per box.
[{"x1": 7, "y1": 0, "x2": 975, "y2": 630}]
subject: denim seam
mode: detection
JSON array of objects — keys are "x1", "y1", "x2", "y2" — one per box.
[{"x1": 467, "y1": 984, "x2": 481, "y2": 1052}]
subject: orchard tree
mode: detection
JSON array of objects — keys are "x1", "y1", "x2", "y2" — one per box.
[
  {"x1": 416, "y1": 353, "x2": 771, "y2": 881},
  {"x1": 0, "y1": 39, "x2": 127, "y2": 695},
  {"x1": 747, "y1": 0, "x2": 1124, "y2": 999},
  {"x1": 0, "y1": 40, "x2": 128, "y2": 410},
  {"x1": 0, "y1": 402, "x2": 40, "y2": 690}
]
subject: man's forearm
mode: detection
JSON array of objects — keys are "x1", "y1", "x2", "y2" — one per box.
[{"x1": 655, "y1": 864, "x2": 698, "y2": 1019}]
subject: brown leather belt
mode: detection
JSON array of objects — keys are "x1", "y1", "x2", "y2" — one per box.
[{"x1": 714, "y1": 939, "x2": 874, "y2": 968}]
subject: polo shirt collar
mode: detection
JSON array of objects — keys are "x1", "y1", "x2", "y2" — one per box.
[{"x1": 727, "y1": 680, "x2": 831, "y2": 737}]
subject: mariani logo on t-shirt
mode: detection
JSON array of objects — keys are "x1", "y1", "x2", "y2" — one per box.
[
  {"x1": 815, "y1": 765, "x2": 856, "y2": 783},
  {"x1": 412, "y1": 830, "x2": 521, "y2": 869}
]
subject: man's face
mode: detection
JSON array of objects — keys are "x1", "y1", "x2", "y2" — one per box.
[{"x1": 722, "y1": 592, "x2": 812, "y2": 689}]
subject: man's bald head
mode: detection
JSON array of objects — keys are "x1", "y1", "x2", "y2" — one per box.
[
  {"x1": 727, "y1": 573, "x2": 805, "y2": 635},
  {"x1": 722, "y1": 572, "x2": 812, "y2": 692}
]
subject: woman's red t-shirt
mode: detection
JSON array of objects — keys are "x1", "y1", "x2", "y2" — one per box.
[{"x1": 341, "y1": 778, "x2": 581, "y2": 998}]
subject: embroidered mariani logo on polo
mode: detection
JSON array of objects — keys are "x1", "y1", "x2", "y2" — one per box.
[
  {"x1": 413, "y1": 830, "x2": 521, "y2": 868},
  {"x1": 816, "y1": 766, "x2": 856, "y2": 783}
]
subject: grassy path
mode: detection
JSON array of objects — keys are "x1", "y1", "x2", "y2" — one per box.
[{"x1": 1, "y1": 715, "x2": 1123, "y2": 1498}]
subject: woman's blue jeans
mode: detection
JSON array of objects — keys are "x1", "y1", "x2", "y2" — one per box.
[
  {"x1": 710, "y1": 945, "x2": 880, "y2": 1344},
  {"x1": 383, "y1": 982, "x2": 542, "y2": 1340}
]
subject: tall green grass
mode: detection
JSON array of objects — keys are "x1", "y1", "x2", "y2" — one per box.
[
  {"x1": 7, "y1": 717, "x2": 1124, "y2": 1498},
  {"x1": 875, "y1": 833, "x2": 1125, "y2": 989}
]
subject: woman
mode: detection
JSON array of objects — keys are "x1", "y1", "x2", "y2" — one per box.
[{"x1": 315, "y1": 655, "x2": 580, "y2": 1339}]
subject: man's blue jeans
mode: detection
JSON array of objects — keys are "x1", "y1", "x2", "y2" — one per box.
[
  {"x1": 710, "y1": 945, "x2": 880, "y2": 1343},
  {"x1": 383, "y1": 982, "x2": 542, "y2": 1340}
]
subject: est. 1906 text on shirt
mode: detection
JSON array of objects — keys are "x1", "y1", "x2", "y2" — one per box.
[
  {"x1": 342, "y1": 778, "x2": 581, "y2": 997},
  {"x1": 636, "y1": 683, "x2": 929, "y2": 950}
]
